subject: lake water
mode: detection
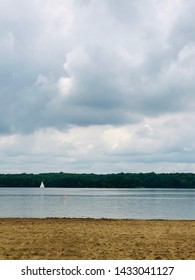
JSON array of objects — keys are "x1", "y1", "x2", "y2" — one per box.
[{"x1": 0, "y1": 188, "x2": 195, "y2": 220}]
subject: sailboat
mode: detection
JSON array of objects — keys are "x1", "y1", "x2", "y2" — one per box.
[{"x1": 40, "y1": 181, "x2": 45, "y2": 188}]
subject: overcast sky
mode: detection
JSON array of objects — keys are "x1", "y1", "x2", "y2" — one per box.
[{"x1": 1, "y1": 0, "x2": 195, "y2": 174}]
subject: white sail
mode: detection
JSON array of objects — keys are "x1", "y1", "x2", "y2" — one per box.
[{"x1": 40, "y1": 181, "x2": 45, "y2": 188}]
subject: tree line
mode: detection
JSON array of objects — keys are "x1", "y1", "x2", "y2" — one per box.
[{"x1": 0, "y1": 172, "x2": 195, "y2": 188}]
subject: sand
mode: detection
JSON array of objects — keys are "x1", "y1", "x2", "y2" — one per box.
[{"x1": 0, "y1": 218, "x2": 194, "y2": 260}]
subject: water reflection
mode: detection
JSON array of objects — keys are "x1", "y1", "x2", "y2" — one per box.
[{"x1": 0, "y1": 188, "x2": 194, "y2": 219}]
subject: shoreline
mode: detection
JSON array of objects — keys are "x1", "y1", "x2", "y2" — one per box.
[
  {"x1": 0, "y1": 218, "x2": 195, "y2": 260},
  {"x1": 0, "y1": 217, "x2": 195, "y2": 220}
]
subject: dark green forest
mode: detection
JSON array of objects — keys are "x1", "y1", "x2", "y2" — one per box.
[{"x1": 0, "y1": 172, "x2": 195, "y2": 188}]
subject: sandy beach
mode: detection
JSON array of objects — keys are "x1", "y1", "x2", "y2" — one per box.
[{"x1": 0, "y1": 218, "x2": 194, "y2": 260}]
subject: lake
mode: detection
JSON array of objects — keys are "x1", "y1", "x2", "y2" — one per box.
[{"x1": 0, "y1": 188, "x2": 195, "y2": 219}]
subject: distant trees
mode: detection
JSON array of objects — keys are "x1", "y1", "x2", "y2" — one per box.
[{"x1": 0, "y1": 172, "x2": 195, "y2": 188}]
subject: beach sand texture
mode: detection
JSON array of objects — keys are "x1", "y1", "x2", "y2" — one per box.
[{"x1": 0, "y1": 218, "x2": 194, "y2": 260}]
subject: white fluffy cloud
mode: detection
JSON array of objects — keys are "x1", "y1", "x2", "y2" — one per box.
[{"x1": 1, "y1": 0, "x2": 195, "y2": 173}]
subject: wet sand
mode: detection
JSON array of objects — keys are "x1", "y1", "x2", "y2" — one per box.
[{"x1": 0, "y1": 218, "x2": 194, "y2": 260}]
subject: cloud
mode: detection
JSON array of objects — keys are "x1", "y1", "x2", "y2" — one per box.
[
  {"x1": 1, "y1": 0, "x2": 195, "y2": 134},
  {"x1": 1, "y1": 0, "x2": 195, "y2": 173},
  {"x1": 1, "y1": 111, "x2": 195, "y2": 173}
]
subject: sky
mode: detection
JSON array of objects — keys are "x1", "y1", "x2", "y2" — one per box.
[{"x1": 1, "y1": 0, "x2": 195, "y2": 174}]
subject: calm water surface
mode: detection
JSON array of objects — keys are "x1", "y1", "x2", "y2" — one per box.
[{"x1": 0, "y1": 188, "x2": 195, "y2": 219}]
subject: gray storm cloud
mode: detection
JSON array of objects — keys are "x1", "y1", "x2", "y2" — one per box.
[
  {"x1": 1, "y1": 0, "x2": 195, "y2": 134},
  {"x1": 1, "y1": 0, "x2": 195, "y2": 173}
]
